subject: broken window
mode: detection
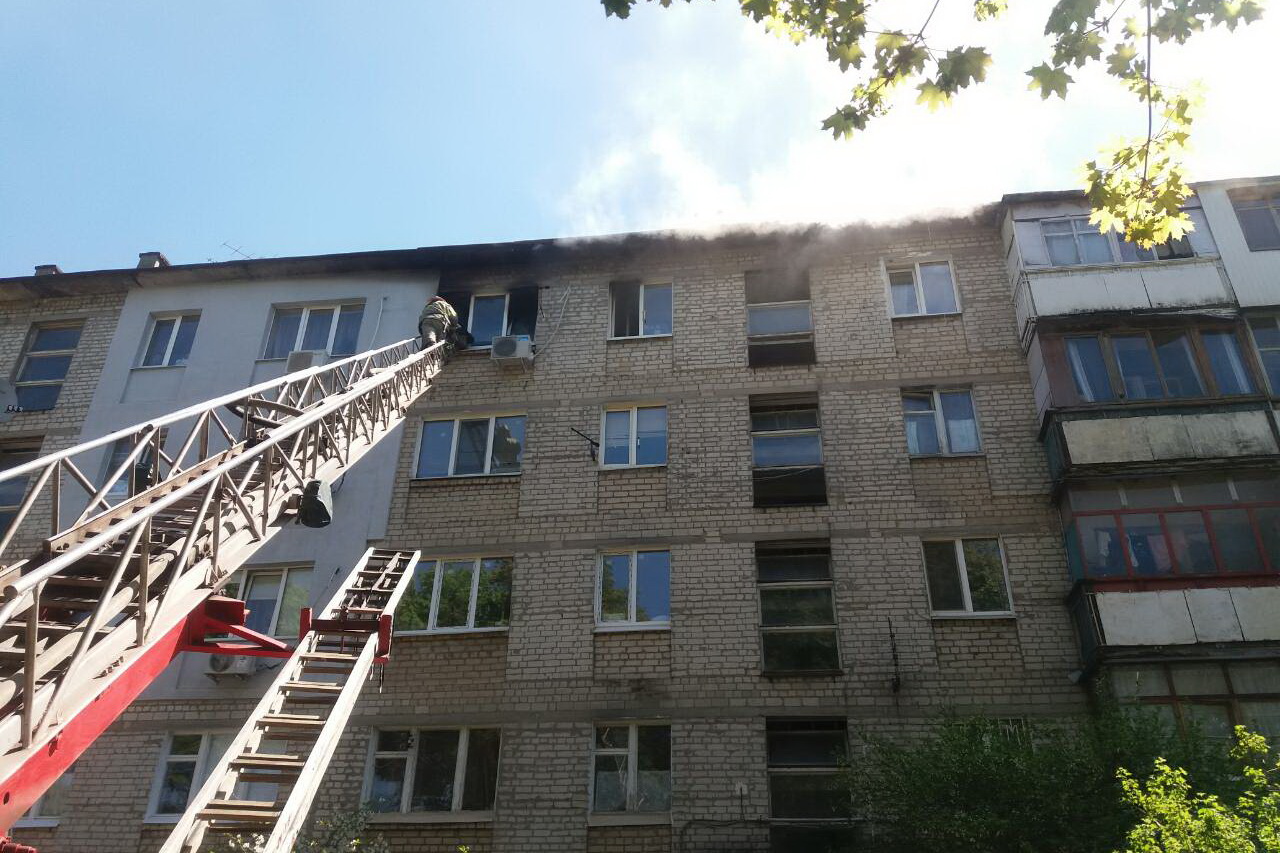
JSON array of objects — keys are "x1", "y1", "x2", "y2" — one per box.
[
  {"x1": 757, "y1": 541, "x2": 839, "y2": 672},
  {"x1": 1061, "y1": 474, "x2": 1280, "y2": 580},
  {"x1": 751, "y1": 395, "x2": 826, "y2": 506},
  {"x1": 591, "y1": 723, "x2": 671, "y2": 813},
  {"x1": 438, "y1": 286, "x2": 540, "y2": 346},
  {"x1": 1229, "y1": 186, "x2": 1280, "y2": 251},
  {"x1": 886, "y1": 261, "x2": 960, "y2": 317},
  {"x1": 14, "y1": 323, "x2": 82, "y2": 411},
  {"x1": 746, "y1": 269, "x2": 815, "y2": 367},
  {"x1": 923, "y1": 538, "x2": 1012, "y2": 615},
  {"x1": 1248, "y1": 316, "x2": 1280, "y2": 394},
  {"x1": 366, "y1": 728, "x2": 502, "y2": 813},
  {"x1": 395, "y1": 557, "x2": 512, "y2": 632},
  {"x1": 601, "y1": 404, "x2": 667, "y2": 467},
  {"x1": 597, "y1": 550, "x2": 670, "y2": 626},
  {"x1": 415, "y1": 415, "x2": 526, "y2": 478},
  {"x1": 901, "y1": 389, "x2": 981, "y2": 455},
  {"x1": 611, "y1": 281, "x2": 672, "y2": 338},
  {"x1": 766, "y1": 718, "x2": 852, "y2": 851}
]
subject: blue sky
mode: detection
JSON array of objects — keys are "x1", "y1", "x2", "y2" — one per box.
[{"x1": 2, "y1": 1, "x2": 1277, "y2": 277}]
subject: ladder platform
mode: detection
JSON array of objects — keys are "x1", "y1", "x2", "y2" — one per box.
[
  {"x1": 197, "y1": 800, "x2": 282, "y2": 822},
  {"x1": 282, "y1": 681, "x2": 343, "y2": 693},
  {"x1": 257, "y1": 714, "x2": 325, "y2": 732},
  {"x1": 230, "y1": 753, "x2": 305, "y2": 770},
  {"x1": 298, "y1": 652, "x2": 359, "y2": 662}
]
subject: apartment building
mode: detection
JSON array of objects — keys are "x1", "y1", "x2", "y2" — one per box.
[{"x1": 3, "y1": 176, "x2": 1274, "y2": 853}]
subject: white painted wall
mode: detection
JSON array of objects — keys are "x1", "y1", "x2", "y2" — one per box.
[
  {"x1": 1197, "y1": 180, "x2": 1280, "y2": 309},
  {"x1": 76, "y1": 270, "x2": 437, "y2": 698}
]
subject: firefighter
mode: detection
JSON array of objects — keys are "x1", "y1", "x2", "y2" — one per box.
[{"x1": 418, "y1": 295, "x2": 459, "y2": 349}]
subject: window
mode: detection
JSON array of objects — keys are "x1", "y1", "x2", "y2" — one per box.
[
  {"x1": 366, "y1": 728, "x2": 501, "y2": 814},
  {"x1": 468, "y1": 294, "x2": 509, "y2": 347},
  {"x1": 14, "y1": 323, "x2": 81, "y2": 411},
  {"x1": 140, "y1": 314, "x2": 199, "y2": 367},
  {"x1": 597, "y1": 550, "x2": 670, "y2": 627},
  {"x1": 102, "y1": 429, "x2": 167, "y2": 504},
  {"x1": 611, "y1": 281, "x2": 673, "y2": 338},
  {"x1": 415, "y1": 415, "x2": 526, "y2": 478},
  {"x1": 20, "y1": 764, "x2": 74, "y2": 825},
  {"x1": 766, "y1": 719, "x2": 851, "y2": 839},
  {"x1": 149, "y1": 732, "x2": 281, "y2": 818},
  {"x1": 1247, "y1": 316, "x2": 1280, "y2": 394},
  {"x1": 746, "y1": 269, "x2": 814, "y2": 366},
  {"x1": 0, "y1": 444, "x2": 39, "y2": 536},
  {"x1": 1117, "y1": 234, "x2": 1195, "y2": 262},
  {"x1": 395, "y1": 557, "x2": 512, "y2": 633},
  {"x1": 886, "y1": 261, "x2": 959, "y2": 317},
  {"x1": 1062, "y1": 329, "x2": 1257, "y2": 403},
  {"x1": 1061, "y1": 474, "x2": 1280, "y2": 580},
  {"x1": 1109, "y1": 661, "x2": 1280, "y2": 740},
  {"x1": 438, "y1": 287, "x2": 539, "y2": 346},
  {"x1": 223, "y1": 567, "x2": 312, "y2": 638},
  {"x1": 591, "y1": 723, "x2": 671, "y2": 813},
  {"x1": 757, "y1": 541, "x2": 839, "y2": 673},
  {"x1": 601, "y1": 405, "x2": 667, "y2": 468},
  {"x1": 262, "y1": 303, "x2": 363, "y2": 360},
  {"x1": 750, "y1": 395, "x2": 826, "y2": 507},
  {"x1": 902, "y1": 389, "x2": 981, "y2": 455},
  {"x1": 1042, "y1": 217, "x2": 1115, "y2": 266},
  {"x1": 1229, "y1": 187, "x2": 1280, "y2": 251},
  {"x1": 923, "y1": 538, "x2": 1012, "y2": 615}
]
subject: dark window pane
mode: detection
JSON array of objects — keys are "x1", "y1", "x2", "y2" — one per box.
[
  {"x1": 923, "y1": 541, "x2": 965, "y2": 611},
  {"x1": 749, "y1": 303, "x2": 812, "y2": 336},
  {"x1": 416, "y1": 421, "x2": 455, "y2": 478},
  {"x1": 170, "y1": 316, "x2": 200, "y2": 365},
  {"x1": 635, "y1": 551, "x2": 670, "y2": 622},
  {"x1": 1235, "y1": 204, "x2": 1280, "y2": 251},
  {"x1": 592, "y1": 754, "x2": 627, "y2": 812},
  {"x1": 1066, "y1": 337, "x2": 1115, "y2": 402},
  {"x1": 888, "y1": 269, "x2": 919, "y2": 315},
  {"x1": 1078, "y1": 226, "x2": 1112, "y2": 263},
  {"x1": 754, "y1": 466, "x2": 827, "y2": 507},
  {"x1": 435, "y1": 561, "x2": 473, "y2": 628},
  {"x1": 635, "y1": 407, "x2": 667, "y2": 465},
  {"x1": 1256, "y1": 507, "x2": 1280, "y2": 571},
  {"x1": 1121, "y1": 478, "x2": 1176, "y2": 508},
  {"x1": 411, "y1": 730, "x2": 459, "y2": 811},
  {"x1": 143, "y1": 318, "x2": 175, "y2": 367},
  {"x1": 596, "y1": 725, "x2": 628, "y2": 750},
  {"x1": 1045, "y1": 232, "x2": 1081, "y2": 266},
  {"x1": 599, "y1": 554, "x2": 630, "y2": 622},
  {"x1": 919, "y1": 262, "x2": 958, "y2": 314},
  {"x1": 157, "y1": 760, "x2": 197, "y2": 814},
  {"x1": 461, "y1": 729, "x2": 501, "y2": 811},
  {"x1": 1261, "y1": 350, "x2": 1280, "y2": 393},
  {"x1": 1250, "y1": 317, "x2": 1280, "y2": 348},
  {"x1": 1202, "y1": 331, "x2": 1255, "y2": 395},
  {"x1": 751, "y1": 409, "x2": 820, "y2": 432},
  {"x1": 300, "y1": 307, "x2": 334, "y2": 351},
  {"x1": 369, "y1": 757, "x2": 406, "y2": 812},
  {"x1": 15, "y1": 384, "x2": 61, "y2": 411},
  {"x1": 1078, "y1": 515, "x2": 1126, "y2": 577},
  {"x1": 770, "y1": 824, "x2": 855, "y2": 853},
  {"x1": 642, "y1": 285, "x2": 673, "y2": 336},
  {"x1": 1166, "y1": 512, "x2": 1217, "y2": 574},
  {"x1": 490, "y1": 416, "x2": 524, "y2": 474},
  {"x1": 1124, "y1": 514, "x2": 1174, "y2": 576},
  {"x1": 1178, "y1": 475, "x2": 1233, "y2": 505},
  {"x1": 611, "y1": 281, "x2": 641, "y2": 337},
  {"x1": 470, "y1": 295, "x2": 506, "y2": 346},
  {"x1": 377, "y1": 730, "x2": 413, "y2": 751},
  {"x1": 1113, "y1": 335, "x2": 1163, "y2": 399},
  {"x1": 1235, "y1": 474, "x2": 1280, "y2": 502},
  {"x1": 602, "y1": 410, "x2": 630, "y2": 466},
  {"x1": 769, "y1": 774, "x2": 848, "y2": 819},
  {"x1": 636, "y1": 726, "x2": 671, "y2": 812},
  {"x1": 264, "y1": 309, "x2": 302, "y2": 359},
  {"x1": 904, "y1": 406, "x2": 940, "y2": 455},
  {"x1": 1210, "y1": 509, "x2": 1263, "y2": 572},
  {"x1": 962, "y1": 539, "x2": 1011, "y2": 611},
  {"x1": 331, "y1": 305, "x2": 363, "y2": 356},
  {"x1": 1069, "y1": 482, "x2": 1123, "y2": 511},
  {"x1": 242, "y1": 571, "x2": 281, "y2": 635},
  {"x1": 395, "y1": 561, "x2": 435, "y2": 631},
  {"x1": 506, "y1": 286, "x2": 539, "y2": 338},
  {"x1": 1152, "y1": 332, "x2": 1204, "y2": 397},
  {"x1": 940, "y1": 391, "x2": 980, "y2": 452},
  {"x1": 753, "y1": 434, "x2": 822, "y2": 467},
  {"x1": 475, "y1": 558, "x2": 512, "y2": 628},
  {"x1": 454, "y1": 419, "x2": 490, "y2": 475},
  {"x1": 760, "y1": 588, "x2": 834, "y2": 627},
  {"x1": 766, "y1": 724, "x2": 847, "y2": 766},
  {"x1": 18, "y1": 354, "x2": 73, "y2": 383},
  {"x1": 30, "y1": 327, "x2": 81, "y2": 351},
  {"x1": 757, "y1": 546, "x2": 831, "y2": 582},
  {"x1": 763, "y1": 630, "x2": 840, "y2": 671}
]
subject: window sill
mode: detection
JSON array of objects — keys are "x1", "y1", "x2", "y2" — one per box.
[
  {"x1": 594, "y1": 623, "x2": 671, "y2": 634},
  {"x1": 409, "y1": 473, "x2": 521, "y2": 484},
  {"x1": 130, "y1": 364, "x2": 186, "y2": 372},
  {"x1": 144, "y1": 815, "x2": 181, "y2": 825},
  {"x1": 587, "y1": 812, "x2": 671, "y2": 827},
  {"x1": 761, "y1": 668, "x2": 845, "y2": 679},
  {"x1": 607, "y1": 334, "x2": 673, "y2": 342},
  {"x1": 908, "y1": 452, "x2": 986, "y2": 460},
  {"x1": 13, "y1": 819, "x2": 59, "y2": 829},
  {"x1": 599, "y1": 464, "x2": 668, "y2": 472},
  {"x1": 931, "y1": 611, "x2": 1017, "y2": 621},
  {"x1": 395, "y1": 626, "x2": 509, "y2": 638},
  {"x1": 368, "y1": 811, "x2": 493, "y2": 825},
  {"x1": 890, "y1": 310, "x2": 963, "y2": 321}
]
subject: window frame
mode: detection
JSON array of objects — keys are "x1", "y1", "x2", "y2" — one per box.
[
  {"x1": 922, "y1": 537, "x2": 1015, "y2": 617},
  {"x1": 468, "y1": 292, "x2": 511, "y2": 348},
  {"x1": 901, "y1": 388, "x2": 983, "y2": 457},
  {"x1": 1248, "y1": 315, "x2": 1280, "y2": 396},
  {"x1": 138, "y1": 312, "x2": 200, "y2": 368},
  {"x1": 1228, "y1": 187, "x2": 1280, "y2": 252},
  {"x1": 756, "y1": 541, "x2": 841, "y2": 674},
  {"x1": 394, "y1": 556, "x2": 513, "y2": 635},
  {"x1": 595, "y1": 549, "x2": 671, "y2": 630},
  {"x1": 362, "y1": 726, "x2": 501, "y2": 817},
  {"x1": 1109, "y1": 661, "x2": 1280, "y2": 740},
  {"x1": 222, "y1": 565, "x2": 312, "y2": 638},
  {"x1": 765, "y1": 718, "x2": 850, "y2": 824},
  {"x1": 413, "y1": 414, "x2": 527, "y2": 479},
  {"x1": 17, "y1": 763, "x2": 75, "y2": 827},
  {"x1": 0, "y1": 444, "x2": 40, "y2": 535},
  {"x1": 13, "y1": 322, "x2": 82, "y2": 412},
  {"x1": 609, "y1": 281, "x2": 673, "y2": 340},
  {"x1": 588, "y1": 721, "x2": 672, "y2": 816},
  {"x1": 261, "y1": 302, "x2": 364, "y2": 360},
  {"x1": 146, "y1": 732, "x2": 227, "y2": 822},
  {"x1": 884, "y1": 259, "x2": 962, "y2": 319},
  {"x1": 1039, "y1": 214, "x2": 1197, "y2": 266},
  {"x1": 599, "y1": 404, "x2": 668, "y2": 469}
]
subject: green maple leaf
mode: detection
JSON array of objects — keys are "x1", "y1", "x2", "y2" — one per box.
[
  {"x1": 940, "y1": 46, "x2": 993, "y2": 88},
  {"x1": 1027, "y1": 62, "x2": 1072, "y2": 99},
  {"x1": 916, "y1": 80, "x2": 951, "y2": 110},
  {"x1": 974, "y1": 0, "x2": 1007, "y2": 20},
  {"x1": 1106, "y1": 43, "x2": 1139, "y2": 77}
]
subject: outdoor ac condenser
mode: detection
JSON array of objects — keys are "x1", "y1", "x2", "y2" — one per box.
[{"x1": 490, "y1": 335, "x2": 533, "y2": 363}]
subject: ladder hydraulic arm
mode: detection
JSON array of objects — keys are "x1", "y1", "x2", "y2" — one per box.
[{"x1": 0, "y1": 337, "x2": 446, "y2": 832}]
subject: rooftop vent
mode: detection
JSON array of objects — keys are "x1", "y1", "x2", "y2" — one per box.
[
  {"x1": 137, "y1": 251, "x2": 170, "y2": 269},
  {"x1": 33, "y1": 264, "x2": 61, "y2": 276}
]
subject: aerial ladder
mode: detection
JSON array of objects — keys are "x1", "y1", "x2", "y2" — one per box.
[{"x1": 0, "y1": 335, "x2": 449, "y2": 852}]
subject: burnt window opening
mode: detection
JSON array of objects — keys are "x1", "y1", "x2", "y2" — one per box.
[
  {"x1": 437, "y1": 285, "x2": 539, "y2": 347},
  {"x1": 610, "y1": 280, "x2": 672, "y2": 339},
  {"x1": 746, "y1": 269, "x2": 815, "y2": 368},
  {"x1": 751, "y1": 394, "x2": 826, "y2": 507},
  {"x1": 757, "y1": 540, "x2": 840, "y2": 672}
]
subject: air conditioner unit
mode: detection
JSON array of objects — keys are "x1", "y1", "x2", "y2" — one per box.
[
  {"x1": 285, "y1": 349, "x2": 325, "y2": 373},
  {"x1": 205, "y1": 654, "x2": 256, "y2": 678},
  {"x1": 490, "y1": 335, "x2": 533, "y2": 364}
]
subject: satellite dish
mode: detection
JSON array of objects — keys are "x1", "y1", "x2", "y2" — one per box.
[{"x1": 0, "y1": 380, "x2": 17, "y2": 425}]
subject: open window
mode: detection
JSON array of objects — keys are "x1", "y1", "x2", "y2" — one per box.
[
  {"x1": 746, "y1": 269, "x2": 815, "y2": 367},
  {"x1": 750, "y1": 395, "x2": 826, "y2": 507},
  {"x1": 438, "y1": 286, "x2": 539, "y2": 348}
]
